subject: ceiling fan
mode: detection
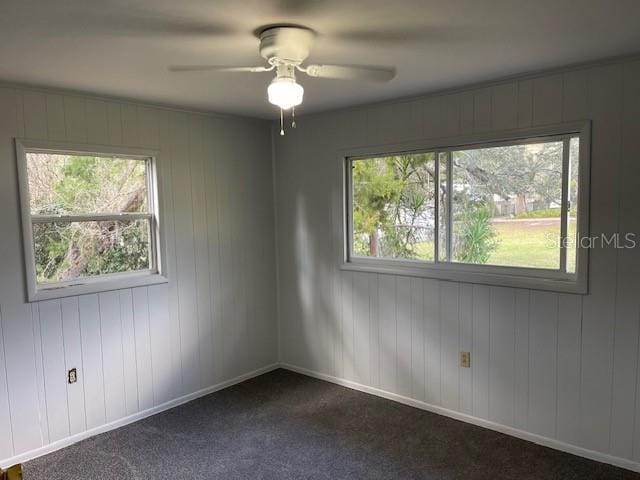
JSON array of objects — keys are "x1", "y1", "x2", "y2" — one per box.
[{"x1": 169, "y1": 25, "x2": 396, "y2": 134}]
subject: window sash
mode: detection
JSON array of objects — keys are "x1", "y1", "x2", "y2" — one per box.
[
  {"x1": 345, "y1": 127, "x2": 588, "y2": 291},
  {"x1": 31, "y1": 215, "x2": 157, "y2": 283}
]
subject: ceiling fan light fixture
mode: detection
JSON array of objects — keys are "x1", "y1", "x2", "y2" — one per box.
[{"x1": 268, "y1": 77, "x2": 304, "y2": 110}]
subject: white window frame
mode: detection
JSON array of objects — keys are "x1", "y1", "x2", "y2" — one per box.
[
  {"x1": 16, "y1": 139, "x2": 168, "y2": 302},
  {"x1": 341, "y1": 121, "x2": 591, "y2": 294}
]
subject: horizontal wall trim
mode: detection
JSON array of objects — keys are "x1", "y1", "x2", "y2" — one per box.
[
  {"x1": 280, "y1": 363, "x2": 640, "y2": 474},
  {"x1": 0, "y1": 363, "x2": 279, "y2": 469}
]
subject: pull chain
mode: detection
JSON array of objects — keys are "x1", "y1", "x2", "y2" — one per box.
[
  {"x1": 279, "y1": 108, "x2": 284, "y2": 136},
  {"x1": 291, "y1": 106, "x2": 297, "y2": 129}
]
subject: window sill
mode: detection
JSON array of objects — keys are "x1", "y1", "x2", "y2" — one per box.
[
  {"x1": 341, "y1": 260, "x2": 587, "y2": 294},
  {"x1": 28, "y1": 272, "x2": 169, "y2": 302}
]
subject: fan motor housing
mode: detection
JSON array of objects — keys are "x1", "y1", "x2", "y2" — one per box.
[{"x1": 259, "y1": 26, "x2": 314, "y2": 64}]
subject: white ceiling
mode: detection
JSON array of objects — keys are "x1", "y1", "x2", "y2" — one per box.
[{"x1": 1, "y1": 0, "x2": 639, "y2": 119}]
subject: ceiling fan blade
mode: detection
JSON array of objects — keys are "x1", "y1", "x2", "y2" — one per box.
[
  {"x1": 168, "y1": 65, "x2": 271, "y2": 73},
  {"x1": 303, "y1": 64, "x2": 396, "y2": 82},
  {"x1": 333, "y1": 25, "x2": 481, "y2": 46}
]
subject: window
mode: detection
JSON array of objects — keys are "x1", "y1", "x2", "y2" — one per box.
[
  {"x1": 344, "y1": 124, "x2": 590, "y2": 293},
  {"x1": 17, "y1": 141, "x2": 166, "y2": 301}
]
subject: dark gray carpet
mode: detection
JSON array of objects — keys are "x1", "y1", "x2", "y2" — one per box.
[{"x1": 24, "y1": 369, "x2": 640, "y2": 480}]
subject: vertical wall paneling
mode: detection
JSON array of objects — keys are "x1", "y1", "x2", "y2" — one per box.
[
  {"x1": 78, "y1": 295, "x2": 106, "y2": 429},
  {"x1": 611, "y1": 59, "x2": 640, "y2": 460},
  {"x1": 0, "y1": 307, "x2": 13, "y2": 459},
  {"x1": 0, "y1": 87, "x2": 276, "y2": 466},
  {"x1": 30, "y1": 303, "x2": 49, "y2": 445},
  {"x1": 106, "y1": 103, "x2": 123, "y2": 146},
  {"x1": 578, "y1": 64, "x2": 622, "y2": 453},
  {"x1": 37, "y1": 300, "x2": 70, "y2": 442},
  {"x1": 352, "y1": 272, "x2": 370, "y2": 385},
  {"x1": 514, "y1": 290, "x2": 530, "y2": 431},
  {"x1": 527, "y1": 291, "x2": 559, "y2": 438},
  {"x1": 0, "y1": 89, "x2": 26, "y2": 303},
  {"x1": 120, "y1": 104, "x2": 139, "y2": 147},
  {"x1": 203, "y1": 118, "x2": 224, "y2": 384},
  {"x1": 45, "y1": 94, "x2": 66, "y2": 141},
  {"x1": 491, "y1": 82, "x2": 518, "y2": 131},
  {"x1": 341, "y1": 271, "x2": 355, "y2": 381},
  {"x1": 85, "y1": 99, "x2": 109, "y2": 145},
  {"x1": 532, "y1": 75, "x2": 563, "y2": 125},
  {"x1": 411, "y1": 278, "x2": 425, "y2": 402},
  {"x1": 368, "y1": 274, "x2": 380, "y2": 389},
  {"x1": 473, "y1": 88, "x2": 492, "y2": 133},
  {"x1": 396, "y1": 276, "x2": 412, "y2": 398},
  {"x1": 170, "y1": 112, "x2": 200, "y2": 394},
  {"x1": 229, "y1": 121, "x2": 248, "y2": 377},
  {"x1": 273, "y1": 57, "x2": 640, "y2": 470},
  {"x1": 471, "y1": 285, "x2": 490, "y2": 419},
  {"x1": 60, "y1": 297, "x2": 86, "y2": 436},
  {"x1": 156, "y1": 110, "x2": 182, "y2": 402},
  {"x1": 131, "y1": 287, "x2": 153, "y2": 412},
  {"x1": 378, "y1": 275, "x2": 396, "y2": 393},
  {"x1": 423, "y1": 279, "x2": 441, "y2": 406},
  {"x1": 440, "y1": 282, "x2": 460, "y2": 410},
  {"x1": 23, "y1": 91, "x2": 47, "y2": 139},
  {"x1": 63, "y1": 96, "x2": 87, "y2": 143},
  {"x1": 1, "y1": 304, "x2": 42, "y2": 453},
  {"x1": 458, "y1": 284, "x2": 473, "y2": 414},
  {"x1": 458, "y1": 91, "x2": 474, "y2": 135},
  {"x1": 488, "y1": 287, "x2": 516, "y2": 426},
  {"x1": 98, "y1": 291, "x2": 126, "y2": 422},
  {"x1": 557, "y1": 293, "x2": 582, "y2": 445},
  {"x1": 188, "y1": 115, "x2": 214, "y2": 388},
  {"x1": 118, "y1": 289, "x2": 139, "y2": 416},
  {"x1": 517, "y1": 79, "x2": 533, "y2": 128},
  {"x1": 147, "y1": 284, "x2": 173, "y2": 406}
]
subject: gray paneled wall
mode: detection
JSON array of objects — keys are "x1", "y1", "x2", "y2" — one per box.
[
  {"x1": 274, "y1": 58, "x2": 640, "y2": 467},
  {"x1": 0, "y1": 87, "x2": 278, "y2": 463}
]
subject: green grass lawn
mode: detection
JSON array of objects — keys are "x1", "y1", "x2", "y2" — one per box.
[{"x1": 413, "y1": 217, "x2": 577, "y2": 271}]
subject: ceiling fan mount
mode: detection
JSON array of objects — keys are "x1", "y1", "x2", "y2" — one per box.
[{"x1": 258, "y1": 25, "x2": 315, "y2": 66}]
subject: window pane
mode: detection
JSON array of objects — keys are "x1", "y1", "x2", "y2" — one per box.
[
  {"x1": 26, "y1": 153, "x2": 149, "y2": 215},
  {"x1": 33, "y1": 219, "x2": 151, "y2": 284},
  {"x1": 566, "y1": 137, "x2": 580, "y2": 273},
  {"x1": 351, "y1": 153, "x2": 436, "y2": 261},
  {"x1": 451, "y1": 140, "x2": 564, "y2": 269},
  {"x1": 438, "y1": 152, "x2": 449, "y2": 262}
]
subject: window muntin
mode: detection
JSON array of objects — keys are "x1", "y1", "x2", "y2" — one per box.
[
  {"x1": 346, "y1": 132, "x2": 584, "y2": 282},
  {"x1": 21, "y1": 149, "x2": 160, "y2": 291}
]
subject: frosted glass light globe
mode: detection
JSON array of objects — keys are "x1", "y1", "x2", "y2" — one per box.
[{"x1": 268, "y1": 77, "x2": 304, "y2": 110}]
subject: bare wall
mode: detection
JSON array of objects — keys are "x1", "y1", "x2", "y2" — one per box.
[
  {"x1": 0, "y1": 86, "x2": 278, "y2": 464},
  {"x1": 273, "y1": 57, "x2": 640, "y2": 468}
]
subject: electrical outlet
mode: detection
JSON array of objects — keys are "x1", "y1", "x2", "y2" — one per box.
[
  {"x1": 460, "y1": 351, "x2": 471, "y2": 368},
  {"x1": 68, "y1": 368, "x2": 77, "y2": 384}
]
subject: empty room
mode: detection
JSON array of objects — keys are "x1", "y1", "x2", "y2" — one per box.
[{"x1": 1, "y1": 1, "x2": 640, "y2": 478}]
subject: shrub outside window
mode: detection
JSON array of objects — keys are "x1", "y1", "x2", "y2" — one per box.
[
  {"x1": 17, "y1": 140, "x2": 166, "y2": 301},
  {"x1": 344, "y1": 124, "x2": 590, "y2": 293}
]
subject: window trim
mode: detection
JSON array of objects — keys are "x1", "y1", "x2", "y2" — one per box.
[
  {"x1": 341, "y1": 121, "x2": 591, "y2": 294},
  {"x1": 15, "y1": 139, "x2": 168, "y2": 302}
]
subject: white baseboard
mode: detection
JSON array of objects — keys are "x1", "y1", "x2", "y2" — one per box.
[
  {"x1": 0, "y1": 363, "x2": 279, "y2": 469},
  {"x1": 6, "y1": 362, "x2": 638, "y2": 474},
  {"x1": 279, "y1": 363, "x2": 640, "y2": 474}
]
